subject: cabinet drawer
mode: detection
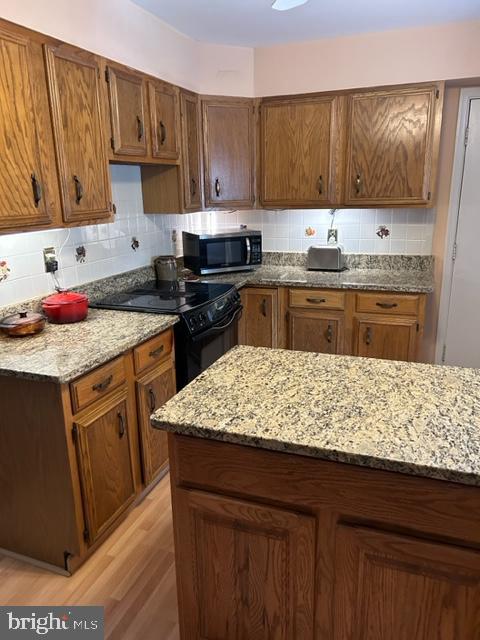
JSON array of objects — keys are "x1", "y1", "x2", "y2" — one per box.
[
  {"x1": 71, "y1": 357, "x2": 126, "y2": 414},
  {"x1": 134, "y1": 330, "x2": 173, "y2": 375},
  {"x1": 289, "y1": 289, "x2": 345, "y2": 310},
  {"x1": 356, "y1": 293, "x2": 419, "y2": 316}
]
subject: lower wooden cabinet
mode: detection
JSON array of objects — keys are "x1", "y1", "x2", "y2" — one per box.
[
  {"x1": 238, "y1": 287, "x2": 279, "y2": 348},
  {"x1": 73, "y1": 390, "x2": 136, "y2": 544},
  {"x1": 175, "y1": 488, "x2": 316, "y2": 639},
  {"x1": 288, "y1": 309, "x2": 344, "y2": 354},
  {"x1": 354, "y1": 315, "x2": 418, "y2": 361},
  {"x1": 136, "y1": 358, "x2": 176, "y2": 485}
]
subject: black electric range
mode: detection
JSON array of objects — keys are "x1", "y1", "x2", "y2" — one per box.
[{"x1": 90, "y1": 280, "x2": 242, "y2": 389}]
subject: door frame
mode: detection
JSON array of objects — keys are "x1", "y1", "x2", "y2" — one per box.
[{"x1": 435, "y1": 88, "x2": 480, "y2": 364}]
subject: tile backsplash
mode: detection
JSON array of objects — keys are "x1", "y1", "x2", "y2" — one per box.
[{"x1": 0, "y1": 164, "x2": 434, "y2": 307}]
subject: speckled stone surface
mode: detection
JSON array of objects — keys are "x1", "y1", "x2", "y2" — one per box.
[
  {"x1": 0, "y1": 309, "x2": 178, "y2": 383},
  {"x1": 152, "y1": 346, "x2": 480, "y2": 487},
  {"x1": 263, "y1": 252, "x2": 433, "y2": 271}
]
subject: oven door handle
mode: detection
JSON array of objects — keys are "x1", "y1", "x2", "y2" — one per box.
[{"x1": 191, "y1": 306, "x2": 243, "y2": 342}]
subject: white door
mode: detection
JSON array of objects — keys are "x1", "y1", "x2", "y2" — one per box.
[{"x1": 443, "y1": 98, "x2": 480, "y2": 367}]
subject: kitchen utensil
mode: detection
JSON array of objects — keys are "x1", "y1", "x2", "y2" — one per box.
[
  {"x1": 154, "y1": 255, "x2": 178, "y2": 283},
  {"x1": 306, "y1": 245, "x2": 346, "y2": 271},
  {"x1": 42, "y1": 291, "x2": 89, "y2": 324},
  {"x1": 0, "y1": 311, "x2": 46, "y2": 337}
]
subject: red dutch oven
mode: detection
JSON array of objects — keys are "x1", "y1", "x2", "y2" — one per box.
[{"x1": 41, "y1": 291, "x2": 89, "y2": 324}]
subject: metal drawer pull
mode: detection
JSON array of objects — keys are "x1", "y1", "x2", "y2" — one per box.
[
  {"x1": 326, "y1": 324, "x2": 333, "y2": 343},
  {"x1": 73, "y1": 175, "x2": 84, "y2": 204},
  {"x1": 306, "y1": 297, "x2": 326, "y2": 304},
  {"x1": 355, "y1": 173, "x2": 362, "y2": 195},
  {"x1": 376, "y1": 302, "x2": 398, "y2": 309},
  {"x1": 191, "y1": 177, "x2": 197, "y2": 197},
  {"x1": 31, "y1": 173, "x2": 42, "y2": 207},
  {"x1": 261, "y1": 299, "x2": 267, "y2": 317},
  {"x1": 137, "y1": 115, "x2": 144, "y2": 141},
  {"x1": 92, "y1": 374, "x2": 113, "y2": 392},
  {"x1": 148, "y1": 387, "x2": 157, "y2": 413},
  {"x1": 215, "y1": 178, "x2": 221, "y2": 197},
  {"x1": 365, "y1": 327, "x2": 372, "y2": 345},
  {"x1": 318, "y1": 175, "x2": 323, "y2": 195},
  {"x1": 159, "y1": 120, "x2": 166, "y2": 145},
  {"x1": 149, "y1": 345, "x2": 165, "y2": 358},
  {"x1": 117, "y1": 412, "x2": 126, "y2": 438}
]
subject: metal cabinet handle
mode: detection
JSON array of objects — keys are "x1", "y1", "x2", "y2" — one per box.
[
  {"x1": 73, "y1": 175, "x2": 83, "y2": 204},
  {"x1": 191, "y1": 177, "x2": 197, "y2": 197},
  {"x1": 318, "y1": 175, "x2": 323, "y2": 195},
  {"x1": 306, "y1": 297, "x2": 326, "y2": 304},
  {"x1": 31, "y1": 173, "x2": 42, "y2": 207},
  {"x1": 365, "y1": 327, "x2": 372, "y2": 346},
  {"x1": 149, "y1": 345, "x2": 165, "y2": 358},
  {"x1": 137, "y1": 115, "x2": 144, "y2": 141},
  {"x1": 159, "y1": 120, "x2": 166, "y2": 145},
  {"x1": 261, "y1": 298, "x2": 267, "y2": 317},
  {"x1": 326, "y1": 324, "x2": 333, "y2": 344},
  {"x1": 117, "y1": 412, "x2": 126, "y2": 438},
  {"x1": 215, "y1": 178, "x2": 221, "y2": 197},
  {"x1": 376, "y1": 302, "x2": 398, "y2": 309},
  {"x1": 148, "y1": 387, "x2": 157, "y2": 413},
  {"x1": 92, "y1": 374, "x2": 113, "y2": 393},
  {"x1": 355, "y1": 173, "x2": 362, "y2": 195}
]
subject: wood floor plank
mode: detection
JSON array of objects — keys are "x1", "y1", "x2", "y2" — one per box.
[{"x1": 0, "y1": 475, "x2": 179, "y2": 640}]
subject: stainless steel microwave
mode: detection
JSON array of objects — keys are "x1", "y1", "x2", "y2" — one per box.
[{"x1": 182, "y1": 229, "x2": 262, "y2": 275}]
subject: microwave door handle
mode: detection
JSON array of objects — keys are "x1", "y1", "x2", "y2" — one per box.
[{"x1": 245, "y1": 237, "x2": 251, "y2": 264}]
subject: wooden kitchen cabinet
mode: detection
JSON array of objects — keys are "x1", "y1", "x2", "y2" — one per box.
[
  {"x1": 288, "y1": 310, "x2": 344, "y2": 354},
  {"x1": 354, "y1": 315, "x2": 418, "y2": 361},
  {"x1": 344, "y1": 84, "x2": 443, "y2": 206},
  {"x1": 44, "y1": 43, "x2": 113, "y2": 224},
  {"x1": 73, "y1": 389, "x2": 136, "y2": 545},
  {"x1": 261, "y1": 95, "x2": 344, "y2": 207},
  {"x1": 106, "y1": 63, "x2": 148, "y2": 158},
  {"x1": 238, "y1": 288, "x2": 278, "y2": 348},
  {"x1": 136, "y1": 358, "x2": 176, "y2": 485},
  {"x1": 180, "y1": 90, "x2": 203, "y2": 211},
  {"x1": 174, "y1": 487, "x2": 316, "y2": 639},
  {"x1": 148, "y1": 79, "x2": 180, "y2": 161},
  {"x1": 202, "y1": 97, "x2": 255, "y2": 208},
  {"x1": 0, "y1": 25, "x2": 60, "y2": 232}
]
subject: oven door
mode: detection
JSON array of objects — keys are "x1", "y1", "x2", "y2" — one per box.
[
  {"x1": 175, "y1": 307, "x2": 242, "y2": 390},
  {"x1": 198, "y1": 237, "x2": 250, "y2": 274}
]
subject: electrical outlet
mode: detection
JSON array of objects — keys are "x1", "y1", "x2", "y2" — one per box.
[
  {"x1": 327, "y1": 228, "x2": 338, "y2": 244},
  {"x1": 43, "y1": 247, "x2": 58, "y2": 273}
]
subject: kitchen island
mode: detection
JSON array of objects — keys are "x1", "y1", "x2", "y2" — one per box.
[{"x1": 152, "y1": 346, "x2": 480, "y2": 640}]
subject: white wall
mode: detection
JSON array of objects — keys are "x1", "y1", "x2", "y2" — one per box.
[{"x1": 0, "y1": 0, "x2": 254, "y2": 96}]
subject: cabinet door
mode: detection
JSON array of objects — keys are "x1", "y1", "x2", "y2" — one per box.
[
  {"x1": 334, "y1": 524, "x2": 480, "y2": 640},
  {"x1": 149, "y1": 80, "x2": 180, "y2": 161},
  {"x1": 180, "y1": 90, "x2": 203, "y2": 211},
  {"x1": 354, "y1": 316, "x2": 417, "y2": 361},
  {"x1": 261, "y1": 96, "x2": 343, "y2": 207},
  {"x1": 44, "y1": 44, "x2": 112, "y2": 223},
  {"x1": 74, "y1": 392, "x2": 136, "y2": 544},
  {"x1": 289, "y1": 310, "x2": 344, "y2": 354},
  {"x1": 238, "y1": 288, "x2": 278, "y2": 348},
  {"x1": 106, "y1": 65, "x2": 147, "y2": 157},
  {"x1": 0, "y1": 27, "x2": 58, "y2": 231},
  {"x1": 175, "y1": 489, "x2": 315, "y2": 640},
  {"x1": 202, "y1": 99, "x2": 254, "y2": 208},
  {"x1": 345, "y1": 85, "x2": 442, "y2": 205},
  {"x1": 136, "y1": 359, "x2": 176, "y2": 485}
]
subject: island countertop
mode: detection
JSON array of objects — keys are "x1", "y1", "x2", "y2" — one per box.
[
  {"x1": 152, "y1": 345, "x2": 480, "y2": 487},
  {"x1": 0, "y1": 309, "x2": 178, "y2": 383}
]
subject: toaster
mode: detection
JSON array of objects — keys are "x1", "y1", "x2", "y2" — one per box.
[{"x1": 307, "y1": 245, "x2": 346, "y2": 271}]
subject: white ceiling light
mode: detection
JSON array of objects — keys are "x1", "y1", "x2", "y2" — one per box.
[{"x1": 271, "y1": 0, "x2": 309, "y2": 11}]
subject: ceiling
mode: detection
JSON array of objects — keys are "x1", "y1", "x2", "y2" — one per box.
[{"x1": 132, "y1": 0, "x2": 480, "y2": 47}]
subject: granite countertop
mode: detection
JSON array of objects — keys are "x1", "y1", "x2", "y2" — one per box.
[
  {"x1": 152, "y1": 345, "x2": 480, "y2": 487},
  {"x1": 203, "y1": 265, "x2": 434, "y2": 293},
  {"x1": 0, "y1": 309, "x2": 178, "y2": 383}
]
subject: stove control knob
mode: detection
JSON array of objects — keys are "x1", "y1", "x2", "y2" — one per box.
[{"x1": 199, "y1": 312, "x2": 206, "y2": 324}]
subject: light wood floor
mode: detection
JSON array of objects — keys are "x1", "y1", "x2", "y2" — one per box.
[{"x1": 0, "y1": 475, "x2": 179, "y2": 640}]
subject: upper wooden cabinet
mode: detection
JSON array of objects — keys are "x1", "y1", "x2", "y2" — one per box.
[
  {"x1": 180, "y1": 90, "x2": 203, "y2": 211},
  {"x1": 0, "y1": 26, "x2": 59, "y2": 232},
  {"x1": 261, "y1": 96, "x2": 344, "y2": 207},
  {"x1": 202, "y1": 97, "x2": 255, "y2": 208},
  {"x1": 344, "y1": 84, "x2": 443, "y2": 206},
  {"x1": 45, "y1": 44, "x2": 112, "y2": 224},
  {"x1": 148, "y1": 80, "x2": 180, "y2": 161},
  {"x1": 106, "y1": 64, "x2": 148, "y2": 158}
]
